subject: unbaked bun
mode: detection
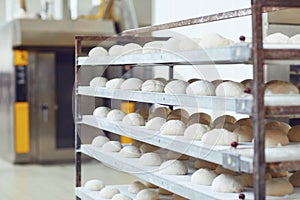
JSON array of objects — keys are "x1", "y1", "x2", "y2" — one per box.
[
  {"x1": 264, "y1": 33, "x2": 289, "y2": 44},
  {"x1": 212, "y1": 174, "x2": 244, "y2": 193},
  {"x1": 290, "y1": 34, "x2": 300, "y2": 44},
  {"x1": 88, "y1": 47, "x2": 108, "y2": 57},
  {"x1": 215, "y1": 81, "x2": 245, "y2": 97},
  {"x1": 159, "y1": 160, "x2": 188, "y2": 175},
  {"x1": 128, "y1": 180, "x2": 146, "y2": 194},
  {"x1": 186, "y1": 80, "x2": 216, "y2": 96},
  {"x1": 99, "y1": 187, "x2": 120, "y2": 199},
  {"x1": 109, "y1": 45, "x2": 124, "y2": 56},
  {"x1": 107, "y1": 109, "x2": 126, "y2": 121},
  {"x1": 288, "y1": 125, "x2": 300, "y2": 142},
  {"x1": 154, "y1": 77, "x2": 167, "y2": 85},
  {"x1": 119, "y1": 145, "x2": 141, "y2": 158},
  {"x1": 202, "y1": 128, "x2": 238, "y2": 146},
  {"x1": 93, "y1": 106, "x2": 111, "y2": 118},
  {"x1": 102, "y1": 141, "x2": 122, "y2": 152},
  {"x1": 184, "y1": 123, "x2": 210, "y2": 140},
  {"x1": 160, "y1": 120, "x2": 186, "y2": 136},
  {"x1": 136, "y1": 189, "x2": 158, "y2": 200},
  {"x1": 265, "y1": 80, "x2": 299, "y2": 95},
  {"x1": 112, "y1": 194, "x2": 132, "y2": 200},
  {"x1": 265, "y1": 129, "x2": 289, "y2": 147},
  {"x1": 143, "y1": 41, "x2": 164, "y2": 54},
  {"x1": 89, "y1": 77, "x2": 108, "y2": 87},
  {"x1": 164, "y1": 80, "x2": 188, "y2": 94},
  {"x1": 122, "y1": 43, "x2": 142, "y2": 55},
  {"x1": 120, "y1": 78, "x2": 143, "y2": 90},
  {"x1": 141, "y1": 80, "x2": 165, "y2": 92},
  {"x1": 91, "y1": 136, "x2": 110, "y2": 147},
  {"x1": 145, "y1": 117, "x2": 166, "y2": 131},
  {"x1": 234, "y1": 126, "x2": 253, "y2": 142},
  {"x1": 199, "y1": 33, "x2": 231, "y2": 48},
  {"x1": 191, "y1": 168, "x2": 218, "y2": 185},
  {"x1": 122, "y1": 113, "x2": 145, "y2": 126},
  {"x1": 188, "y1": 112, "x2": 211, "y2": 126},
  {"x1": 139, "y1": 152, "x2": 162, "y2": 166},
  {"x1": 105, "y1": 78, "x2": 125, "y2": 89},
  {"x1": 266, "y1": 178, "x2": 294, "y2": 196},
  {"x1": 84, "y1": 179, "x2": 105, "y2": 191}
]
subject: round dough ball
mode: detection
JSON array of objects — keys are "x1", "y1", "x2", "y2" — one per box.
[
  {"x1": 266, "y1": 178, "x2": 294, "y2": 196},
  {"x1": 265, "y1": 121, "x2": 291, "y2": 135},
  {"x1": 191, "y1": 168, "x2": 218, "y2": 185},
  {"x1": 148, "y1": 107, "x2": 170, "y2": 120},
  {"x1": 88, "y1": 47, "x2": 108, "y2": 57},
  {"x1": 93, "y1": 106, "x2": 111, "y2": 118},
  {"x1": 143, "y1": 41, "x2": 164, "y2": 54},
  {"x1": 109, "y1": 45, "x2": 124, "y2": 56},
  {"x1": 199, "y1": 33, "x2": 231, "y2": 48},
  {"x1": 215, "y1": 81, "x2": 245, "y2": 97},
  {"x1": 288, "y1": 125, "x2": 300, "y2": 142},
  {"x1": 99, "y1": 187, "x2": 120, "y2": 199},
  {"x1": 141, "y1": 80, "x2": 165, "y2": 92},
  {"x1": 162, "y1": 38, "x2": 181, "y2": 52},
  {"x1": 179, "y1": 38, "x2": 199, "y2": 51},
  {"x1": 265, "y1": 129, "x2": 289, "y2": 147},
  {"x1": 102, "y1": 141, "x2": 122, "y2": 152},
  {"x1": 107, "y1": 109, "x2": 126, "y2": 121},
  {"x1": 139, "y1": 143, "x2": 159, "y2": 154},
  {"x1": 212, "y1": 174, "x2": 244, "y2": 193},
  {"x1": 159, "y1": 160, "x2": 188, "y2": 175},
  {"x1": 290, "y1": 170, "x2": 300, "y2": 187},
  {"x1": 188, "y1": 112, "x2": 211, "y2": 126},
  {"x1": 89, "y1": 77, "x2": 108, "y2": 87},
  {"x1": 136, "y1": 189, "x2": 158, "y2": 200},
  {"x1": 265, "y1": 80, "x2": 299, "y2": 95},
  {"x1": 122, "y1": 43, "x2": 142, "y2": 55},
  {"x1": 215, "y1": 165, "x2": 238, "y2": 176},
  {"x1": 119, "y1": 145, "x2": 141, "y2": 158},
  {"x1": 122, "y1": 113, "x2": 145, "y2": 126},
  {"x1": 145, "y1": 117, "x2": 166, "y2": 131},
  {"x1": 128, "y1": 181, "x2": 146, "y2": 194},
  {"x1": 160, "y1": 120, "x2": 186, "y2": 136},
  {"x1": 158, "y1": 187, "x2": 173, "y2": 195},
  {"x1": 194, "y1": 159, "x2": 218, "y2": 170},
  {"x1": 120, "y1": 78, "x2": 143, "y2": 91},
  {"x1": 91, "y1": 136, "x2": 110, "y2": 147},
  {"x1": 84, "y1": 179, "x2": 105, "y2": 191},
  {"x1": 202, "y1": 129, "x2": 238, "y2": 146},
  {"x1": 213, "y1": 115, "x2": 236, "y2": 127},
  {"x1": 214, "y1": 122, "x2": 239, "y2": 132},
  {"x1": 139, "y1": 152, "x2": 162, "y2": 166},
  {"x1": 290, "y1": 34, "x2": 300, "y2": 44},
  {"x1": 184, "y1": 123, "x2": 210, "y2": 140},
  {"x1": 166, "y1": 151, "x2": 189, "y2": 160},
  {"x1": 234, "y1": 126, "x2": 253, "y2": 142},
  {"x1": 112, "y1": 193, "x2": 132, "y2": 200},
  {"x1": 264, "y1": 33, "x2": 289, "y2": 44},
  {"x1": 235, "y1": 117, "x2": 253, "y2": 127},
  {"x1": 186, "y1": 80, "x2": 216, "y2": 96},
  {"x1": 106, "y1": 78, "x2": 125, "y2": 89},
  {"x1": 164, "y1": 80, "x2": 188, "y2": 94}
]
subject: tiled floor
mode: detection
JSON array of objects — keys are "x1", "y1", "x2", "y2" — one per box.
[{"x1": 0, "y1": 158, "x2": 135, "y2": 200}]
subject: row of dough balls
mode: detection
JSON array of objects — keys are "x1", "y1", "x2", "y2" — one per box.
[{"x1": 90, "y1": 76, "x2": 300, "y2": 96}]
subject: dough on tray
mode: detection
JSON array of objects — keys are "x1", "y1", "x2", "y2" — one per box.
[
  {"x1": 109, "y1": 45, "x2": 124, "y2": 56},
  {"x1": 128, "y1": 180, "x2": 147, "y2": 194},
  {"x1": 188, "y1": 112, "x2": 211, "y2": 126},
  {"x1": 191, "y1": 168, "x2": 218, "y2": 185},
  {"x1": 142, "y1": 41, "x2": 164, "y2": 54},
  {"x1": 141, "y1": 80, "x2": 165, "y2": 92},
  {"x1": 233, "y1": 125, "x2": 253, "y2": 142},
  {"x1": 161, "y1": 38, "x2": 181, "y2": 52},
  {"x1": 107, "y1": 109, "x2": 126, "y2": 121},
  {"x1": 264, "y1": 33, "x2": 289, "y2": 44},
  {"x1": 122, "y1": 113, "x2": 145, "y2": 126},
  {"x1": 215, "y1": 81, "x2": 245, "y2": 97},
  {"x1": 290, "y1": 34, "x2": 300, "y2": 44},
  {"x1": 99, "y1": 187, "x2": 120, "y2": 199},
  {"x1": 179, "y1": 38, "x2": 199, "y2": 51},
  {"x1": 139, "y1": 152, "x2": 162, "y2": 166},
  {"x1": 266, "y1": 178, "x2": 294, "y2": 196},
  {"x1": 212, "y1": 174, "x2": 244, "y2": 193},
  {"x1": 213, "y1": 115, "x2": 236, "y2": 127},
  {"x1": 186, "y1": 80, "x2": 216, "y2": 96},
  {"x1": 89, "y1": 77, "x2": 108, "y2": 87},
  {"x1": 122, "y1": 43, "x2": 142, "y2": 55},
  {"x1": 290, "y1": 170, "x2": 300, "y2": 187},
  {"x1": 120, "y1": 78, "x2": 143, "y2": 90},
  {"x1": 194, "y1": 159, "x2": 218, "y2": 170},
  {"x1": 265, "y1": 121, "x2": 291, "y2": 135},
  {"x1": 105, "y1": 78, "x2": 125, "y2": 89},
  {"x1": 84, "y1": 179, "x2": 105, "y2": 191},
  {"x1": 288, "y1": 125, "x2": 300, "y2": 142},
  {"x1": 136, "y1": 189, "x2": 159, "y2": 200},
  {"x1": 148, "y1": 107, "x2": 170, "y2": 120},
  {"x1": 198, "y1": 33, "x2": 231, "y2": 48},
  {"x1": 214, "y1": 122, "x2": 238, "y2": 132},
  {"x1": 93, "y1": 106, "x2": 111, "y2": 118},
  {"x1": 164, "y1": 80, "x2": 188, "y2": 94},
  {"x1": 145, "y1": 117, "x2": 166, "y2": 131},
  {"x1": 159, "y1": 160, "x2": 188, "y2": 175},
  {"x1": 119, "y1": 145, "x2": 141, "y2": 158},
  {"x1": 88, "y1": 46, "x2": 108, "y2": 57},
  {"x1": 112, "y1": 193, "x2": 132, "y2": 200},
  {"x1": 265, "y1": 80, "x2": 299, "y2": 95},
  {"x1": 235, "y1": 117, "x2": 253, "y2": 127},
  {"x1": 102, "y1": 141, "x2": 122, "y2": 152},
  {"x1": 265, "y1": 129, "x2": 289, "y2": 147},
  {"x1": 160, "y1": 120, "x2": 186, "y2": 136},
  {"x1": 202, "y1": 128, "x2": 238, "y2": 146},
  {"x1": 91, "y1": 136, "x2": 110, "y2": 147},
  {"x1": 183, "y1": 123, "x2": 210, "y2": 140}
]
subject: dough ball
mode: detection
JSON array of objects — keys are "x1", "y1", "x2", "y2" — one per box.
[
  {"x1": 214, "y1": 122, "x2": 239, "y2": 132},
  {"x1": 162, "y1": 38, "x2": 181, "y2": 52},
  {"x1": 102, "y1": 141, "x2": 122, "y2": 152},
  {"x1": 235, "y1": 117, "x2": 253, "y2": 127},
  {"x1": 234, "y1": 126, "x2": 253, "y2": 142},
  {"x1": 166, "y1": 151, "x2": 189, "y2": 160},
  {"x1": 89, "y1": 77, "x2": 108, "y2": 87},
  {"x1": 159, "y1": 160, "x2": 188, "y2": 175},
  {"x1": 136, "y1": 189, "x2": 159, "y2": 200},
  {"x1": 184, "y1": 123, "x2": 210, "y2": 140},
  {"x1": 122, "y1": 43, "x2": 142, "y2": 55},
  {"x1": 266, "y1": 178, "x2": 294, "y2": 196},
  {"x1": 188, "y1": 112, "x2": 211, "y2": 126},
  {"x1": 128, "y1": 180, "x2": 146, "y2": 194},
  {"x1": 143, "y1": 41, "x2": 164, "y2": 54},
  {"x1": 265, "y1": 121, "x2": 291, "y2": 135},
  {"x1": 179, "y1": 38, "x2": 199, "y2": 51},
  {"x1": 112, "y1": 193, "x2": 132, "y2": 200},
  {"x1": 164, "y1": 80, "x2": 188, "y2": 94},
  {"x1": 290, "y1": 170, "x2": 300, "y2": 187},
  {"x1": 145, "y1": 117, "x2": 166, "y2": 131},
  {"x1": 120, "y1": 78, "x2": 143, "y2": 91},
  {"x1": 264, "y1": 33, "x2": 289, "y2": 44},
  {"x1": 99, "y1": 187, "x2": 120, "y2": 199},
  {"x1": 215, "y1": 165, "x2": 238, "y2": 176},
  {"x1": 139, "y1": 152, "x2": 162, "y2": 166},
  {"x1": 212, "y1": 174, "x2": 244, "y2": 193},
  {"x1": 93, "y1": 106, "x2": 111, "y2": 118},
  {"x1": 107, "y1": 109, "x2": 126, "y2": 121},
  {"x1": 139, "y1": 143, "x2": 159, "y2": 154},
  {"x1": 199, "y1": 33, "x2": 231, "y2": 48},
  {"x1": 160, "y1": 120, "x2": 186, "y2": 136},
  {"x1": 88, "y1": 47, "x2": 108, "y2": 57},
  {"x1": 84, "y1": 179, "x2": 105, "y2": 191},
  {"x1": 202, "y1": 129, "x2": 238, "y2": 146},
  {"x1": 158, "y1": 187, "x2": 173, "y2": 195},
  {"x1": 215, "y1": 81, "x2": 245, "y2": 97},
  {"x1": 154, "y1": 77, "x2": 167, "y2": 84},
  {"x1": 265, "y1": 129, "x2": 289, "y2": 147},
  {"x1": 290, "y1": 34, "x2": 300, "y2": 44},
  {"x1": 269, "y1": 171, "x2": 288, "y2": 178},
  {"x1": 141, "y1": 80, "x2": 165, "y2": 92},
  {"x1": 122, "y1": 113, "x2": 145, "y2": 126},
  {"x1": 119, "y1": 145, "x2": 141, "y2": 158},
  {"x1": 186, "y1": 80, "x2": 216, "y2": 96},
  {"x1": 213, "y1": 115, "x2": 236, "y2": 127},
  {"x1": 191, "y1": 168, "x2": 218, "y2": 185},
  {"x1": 148, "y1": 107, "x2": 170, "y2": 120},
  {"x1": 288, "y1": 125, "x2": 300, "y2": 142},
  {"x1": 172, "y1": 194, "x2": 188, "y2": 200},
  {"x1": 109, "y1": 45, "x2": 124, "y2": 56},
  {"x1": 91, "y1": 136, "x2": 110, "y2": 147},
  {"x1": 265, "y1": 80, "x2": 299, "y2": 95},
  {"x1": 211, "y1": 79, "x2": 225, "y2": 87},
  {"x1": 194, "y1": 159, "x2": 218, "y2": 170},
  {"x1": 106, "y1": 78, "x2": 125, "y2": 89}
]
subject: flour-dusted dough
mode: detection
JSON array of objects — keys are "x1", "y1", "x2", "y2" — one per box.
[
  {"x1": 266, "y1": 178, "x2": 294, "y2": 196},
  {"x1": 143, "y1": 41, "x2": 164, "y2": 54},
  {"x1": 139, "y1": 143, "x2": 159, "y2": 153},
  {"x1": 89, "y1": 77, "x2": 108, "y2": 87},
  {"x1": 139, "y1": 152, "x2": 162, "y2": 166},
  {"x1": 184, "y1": 123, "x2": 210, "y2": 140},
  {"x1": 122, "y1": 113, "x2": 145, "y2": 126},
  {"x1": 199, "y1": 33, "x2": 231, "y2": 48},
  {"x1": 215, "y1": 81, "x2": 245, "y2": 97},
  {"x1": 235, "y1": 117, "x2": 253, "y2": 127},
  {"x1": 88, "y1": 47, "x2": 108, "y2": 57},
  {"x1": 99, "y1": 187, "x2": 120, "y2": 199},
  {"x1": 194, "y1": 159, "x2": 218, "y2": 170},
  {"x1": 265, "y1": 80, "x2": 299, "y2": 95},
  {"x1": 202, "y1": 129, "x2": 238, "y2": 146},
  {"x1": 122, "y1": 43, "x2": 142, "y2": 55},
  {"x1": 191, "y1": 168, "x2": 218, "y2": 185},
  {"x1": 213, "y1": 115, "x2": 236, "y2": 127},
  {"x1": 290, "y1": 34, "x2": 300, "y2": 44},
  {"x1": 112, "y1": 193, "x2": 132, "y2": 200},
  {"x1": 136, "y1": 189, "x2": 159, "y2": 200},
  {"x1": 141, "y1": 80, "x2": 165, "y2": 92},
  {"x1": 265, "y1": 129, "x2": 289, "y2": 147},
  {"x1": 102, "y1": 141, "x2": 122, "y2": 152},
  {"x1": 119, "y1": 145, "x2": 141, "y2": 158},
  {"x1": 264, "y1": 33, "x2": 289, "y2": 44},
  {"x1": 188, "y1": 112, "x2": 211, "y2": 126},
  {"x1": 91, "y1": 136, "x2": 110, "y2": 147},
  {"x1": 84, "y1": 179, "x2": 105, "y2": 191},
  {"x1": 109, "y1": 45, "x2": 124, "y2": 56},
  {"x1": 105, "y1": 78, "x2": 125, "y2": 89},
  {"x1": 212, "y1": 174, "x2": 244, "y2": 193},
  {"x1": 161, "y1": 38, "x2": 181, "y2": 52},
  {"x1": 166, "y1": 151, "x2": 189, "y2": 160},
  {"x1": 215, "y1": 165, "x2": 238, "y2": 176},
  {"x1": 128, "y1": 180, "x2": 147, "y2": 194},
  {"x1": 93, "y1": 106, "x2": 111, "y2": 118},
  {"x1": 234, "y1": 126, "x2": 253, "y2": 142},
  {"x1": 160, "y1": 120, "x2": 186, "y2": 136},
  {"x1": 265, "y1": 121, "x2": 291, "y2": 135},
  {"x1": 186, "y1": 80, "x2": 216, "y2": 96},
  {"x1": 120, "y1": 78, "x2": 143, "y2": 91},
  {"x1": 164, "y1": 80, "x2": 188, "y2": 94},
  {"x1": 145, "y1": 117, "x2": 166, "y2": 131},
  {"x1": 107, "y1": 109, "x2": 126, "y2": 121},
  {"x1": 290, "y1": 170, "x2": 300, "y2": 187},
  {"x1": 288, "y1": 125, "x2": 300, "y2": 142},
  {"x1": 159, "y1": 160, "x2": 188, "y2": 175}
]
